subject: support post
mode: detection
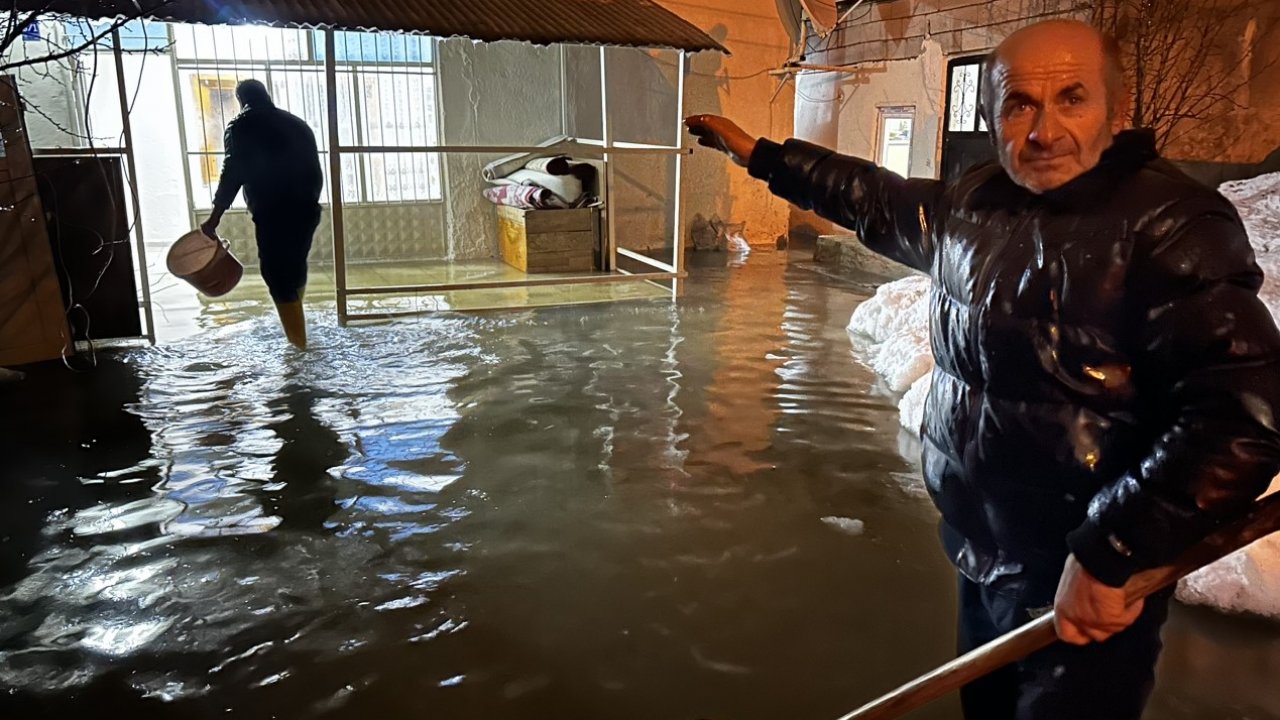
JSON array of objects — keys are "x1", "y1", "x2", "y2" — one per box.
[
  {"x1": 113, "y1": 29, "x2": 156, "y2": 343},
  {"x1": 600, "y1": 46, "x2": 617, "y2": 273},
  {"x1": 672, "y1": 50, "x2": 687, "y2": 299},
  {"x1": 324, "y1": 28, "x2": 348, "y2": 324}
]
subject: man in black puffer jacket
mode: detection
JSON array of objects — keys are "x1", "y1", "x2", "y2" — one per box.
[{"x1": 689, "y1": 19, "x2": 1280, "y2": 720}]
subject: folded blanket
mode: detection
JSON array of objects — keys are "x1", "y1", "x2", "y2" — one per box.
[
  {"x1": 484, "y1": 184, "x2": 573, "y2": 210},
  {"x1": 482, "y1": 135, "x2": 573, "y2": 181},
  {"x1": 524, "y1": 156, "x2": 572, "y2": 175},
  {"x1": 493, "y1": 168, "x2": 584, "y2": 205}
]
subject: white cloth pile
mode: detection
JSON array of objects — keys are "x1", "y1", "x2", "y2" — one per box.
[{"x1": 482, "y1": 136, "x2": 601, "y2": 211}]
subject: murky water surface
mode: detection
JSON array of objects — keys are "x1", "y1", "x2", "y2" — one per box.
[{"x1": 3, "y1": 255, "x2": 1279, "y2": 719}]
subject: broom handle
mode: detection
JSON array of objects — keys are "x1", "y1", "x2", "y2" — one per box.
[{"x1": 838, "y1": 493, "x2": 1280, "y2": 720}]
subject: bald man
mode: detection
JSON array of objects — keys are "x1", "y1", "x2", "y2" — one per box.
[{"x1": 689, "y1": 20, "x2": 1280, "y2": 719}]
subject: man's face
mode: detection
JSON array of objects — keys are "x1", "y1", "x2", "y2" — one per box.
[{"x1": 989, "y1": 30, "x2": 1123, "y2": 193}]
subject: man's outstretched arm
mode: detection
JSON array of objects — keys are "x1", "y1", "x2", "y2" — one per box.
[
  {"x1": 202, "y1": 124, "x2": 246, "y2": 241},
  {"x1": 685, "y1": 114, "x2": 943, "y2": 273}
]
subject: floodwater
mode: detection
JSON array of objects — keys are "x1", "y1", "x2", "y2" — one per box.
[{"x1": 3, "y1": 253, "x2": 1279, "y2": 720}]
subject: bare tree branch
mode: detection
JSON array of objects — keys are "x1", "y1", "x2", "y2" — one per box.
[
  {"x1": 1092, "y1": 0, "x2": 1269, "y2": 151},
  {"x1": 1, "y1": 2, "x2": 174, "y2": 71},
  {"x1": 1, "y1": 2, "x2": 57, "y2": 58}
]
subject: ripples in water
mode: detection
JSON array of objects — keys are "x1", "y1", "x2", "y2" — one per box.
[{"x1": 10, "y1": 256, "x2": 1258, "y2": 719}]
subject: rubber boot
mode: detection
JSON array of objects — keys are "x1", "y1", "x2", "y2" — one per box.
[{"x1": 275, "y1": 299, "x2": 307, "y2": 350}]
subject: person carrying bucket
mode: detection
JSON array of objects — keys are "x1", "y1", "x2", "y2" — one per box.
[{"x1": 200, "y1": 79, "x2": 323, "y2": 350}]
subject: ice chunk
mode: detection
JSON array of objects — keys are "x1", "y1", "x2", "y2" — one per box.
[{"x1": 821, "y1": 516, "x2": 865, "y2": 536}]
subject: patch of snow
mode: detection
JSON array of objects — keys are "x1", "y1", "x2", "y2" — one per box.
[
  {"x1": 1221, "y1": 171, "x2": 1280, "y2": 254},
  {"x1": 899, "y1": 373, "x2": 930, "y2": 434},
  {"x1": 848, "y1": 275, "x2": 931, "y2": 342},
  {"x1": 1176, "y1": 478, "x2": 1280, "y2": 619},
  {"x1": 848, "y1": 275, "x2": 935, "y2": 426}
]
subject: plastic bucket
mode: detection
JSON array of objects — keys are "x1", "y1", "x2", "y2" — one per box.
[{"x1": 167, "y1": 230, "x2": 244, "y2": 297}]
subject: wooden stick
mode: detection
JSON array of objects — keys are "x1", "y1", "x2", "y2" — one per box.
[{"x1": 838, "y1": 493, "x2": 1280, "y2": 720}]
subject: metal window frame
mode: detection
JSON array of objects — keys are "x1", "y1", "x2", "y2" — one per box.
[
  {"x1": 874, "y1": 104, "x2": 916, "y2": 177},
  {"x1": 173, "y1": 30, "x2": 447, "y2": 210},
  {"x1": 30, "y1": 27, "x2": 159, "y2": 346},
  {"x1": 327, "y1": 35, "x2": 690, "y2": 323},
  {"x1": 945, "y1": 55, "x2": 987, "y2": 135}
]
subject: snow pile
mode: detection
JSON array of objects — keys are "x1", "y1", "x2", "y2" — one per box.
[
  {"x1": 1221, "y1": 171, "x2": 1280, "y2": 253},
  {"x1": 1255, "y1": 253, "x2": 1280, "y2": 327},
  {"x1": 847, "y1": 275, "x2": 933, "y2": 431},
  {"x1": 842, "y1": 171, "x2": 1280, "y2": 620}
]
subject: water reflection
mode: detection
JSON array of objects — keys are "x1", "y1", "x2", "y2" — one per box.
[
  {"x1": 0, "y1": 257, "x2": 1277, "y2": 719},
  {"x1": 691, "y1": 250, "x2": 787, "y2": 478},
  {"x1": 262, "y1": 388, "x2": 343, "y2": 533}
]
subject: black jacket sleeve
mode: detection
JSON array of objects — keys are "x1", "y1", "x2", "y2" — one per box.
[
  {"x1": 213, "y1": 120, "x2": 245, "y2": 210},
  {"x1": 1067, "y1": 200, "x2": 1280, "y2": 587},
  {"x1": 748, "y1": 138, "x2": 943, "y2": 273}
]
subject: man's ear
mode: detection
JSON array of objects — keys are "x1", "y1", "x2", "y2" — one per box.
[
  {"x1": 1110, "y1": 89, "x2": 1132, "y2": 134},
  {"x1": 1110, "y1": 110, "x2": 1128, "y2": 134}
]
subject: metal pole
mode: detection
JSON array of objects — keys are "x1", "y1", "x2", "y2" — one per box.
[
  {"x1": 324, "y1": 28, "x2": 349, "y2": 324},
  {"x1": 168, "y1": 24, "x2": 199, "y2": 238},
  {"x1": 113, "y1": 29, "x2": 157, "y2": 344},
  {"x1": 600, "y1": 46, "x2": 616, "y2": 273},
  {"x1": 672, "y1": 49, "x2": 686, "y2": 299},
  {"x1": 559, "y1": 43, "x2": 569, "y2": 136}
]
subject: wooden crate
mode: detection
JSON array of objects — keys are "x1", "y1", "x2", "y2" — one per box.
[{"x1": 497, "y1": 205, "x2": 600, "y2": 274}]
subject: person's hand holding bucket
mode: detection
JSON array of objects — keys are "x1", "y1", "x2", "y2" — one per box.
[
  {"x1": 200, "y1": 218, "x2": 222, "y2": 244},
  {"x1": 166, "y1": 228, "x2": 244, "y2": 298}
]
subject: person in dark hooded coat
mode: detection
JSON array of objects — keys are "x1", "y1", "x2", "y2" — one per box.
[{"x1": 202, "y1": 79, "x2": 323, "y2": 349}]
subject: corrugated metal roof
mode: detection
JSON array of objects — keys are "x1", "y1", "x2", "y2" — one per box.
[{"x1": 22, "y1": 0, "x2": 727, "y2": 52}]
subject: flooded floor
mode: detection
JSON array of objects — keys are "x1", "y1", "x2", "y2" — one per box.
[{"x1": 3, "y1": 253, "x2": 1279, "y2": 720}]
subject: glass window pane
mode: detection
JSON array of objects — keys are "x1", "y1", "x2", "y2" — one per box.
[
  {"x1": 267, "y1": 70, "x2": 356, "y2": 147},
  {"x1": 879, "y1": 114, "x2": 913, "y2": 178},
  {"x1": 314, "y1": 30, "x2": 434, "y2": 63},
  {"x1": 176, "y1": 24, "x2": 306, "y2": 62},
  {"x1": 180, "y1": 71, "x2": 243, "y2": 154},
  {"x1": 949, "y1": 63, "x2": 979, "y2": 132},
  {"x1": 188, "y1": 154, "x2": 248, "y2": 210}
]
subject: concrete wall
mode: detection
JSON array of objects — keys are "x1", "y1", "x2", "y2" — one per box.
[
  {"x1": 807, "y1": 0, "x2": 1086, "y2": 66},
  {"x1": 827, "y1": 40, "x2": 946, "y2": 179},
  {"x1": 562, "y1": 44, "x2": 681, "y2": 260},
  {"x1": 790, "y1": 40, "x2": 945, "y2": 242},
  {"x1": 438, "y1": 38, "x2": 563, "y2": 260},
  {"x1": 802, "y1": 0, "x2": 1280, "y2": 168},
  {"x1": 790, "y1": 70, "x2": 840, "y2": 242},
  {"x1": 658, "y1": 0, "x2": 796, "y2": 249},
  {"x1": 76, "y1": 53, "x2": 190, "y2": 256}
]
